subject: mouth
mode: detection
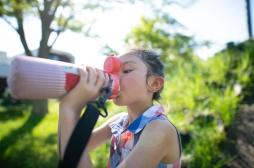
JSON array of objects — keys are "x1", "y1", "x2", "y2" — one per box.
[
  {"x1": 109, "y1": 91, "x2": 120, "y2": 100},
  {"x1": 114, "y1": 91, "x2": 121, "y2": 99},
  {"x1": 116, "y1": 92, "x2": 121, "y2": 98}
]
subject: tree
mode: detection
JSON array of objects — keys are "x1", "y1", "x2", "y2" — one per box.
[
  {"x1": 125, "y1": 13, "x2": 207, "y2": 75},
  {"x1": 246, "y1": 0, "x2": 253, "y2": 38},
  {"x1": 125, "y1": 0, "x2": 212, "y2": 73},
  {"x1": 0, "y1": 0, "x2": 134, "y2": 114},
  {"x1": 0, "y1": 0, "x2": 88, "y2": 114}
]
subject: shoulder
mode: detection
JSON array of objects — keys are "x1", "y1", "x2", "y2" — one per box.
[
  {"x1": 117, "y1": 118, "x2": 180, "y2": 167},
  {"x1": 140, "y1": 119, "x2": 177, "y2": 146},
  {"x1": 139, "y1": 119, "x2": 180, "y2": 162}
]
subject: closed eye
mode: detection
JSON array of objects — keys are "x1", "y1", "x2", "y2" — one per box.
[{"x1": 123, "y1": 69, "x2": 133, "y2": 73}]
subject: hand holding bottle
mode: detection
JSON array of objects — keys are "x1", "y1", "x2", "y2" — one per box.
[{"x1": 59, "y1": 66, "x2": 109, "y2": 113}]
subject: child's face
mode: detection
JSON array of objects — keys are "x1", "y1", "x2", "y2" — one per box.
[{"x1": 113, "y1": 54, "x2": 152, "y2": 106}]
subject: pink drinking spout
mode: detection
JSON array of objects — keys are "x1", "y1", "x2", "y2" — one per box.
[{"x1": 103, "y1": 56, "x2": 121, "y2": 99}]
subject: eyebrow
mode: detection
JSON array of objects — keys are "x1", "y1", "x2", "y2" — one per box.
[{"x1": 123, "y1": 61, "x2": 137, "y2": 65}]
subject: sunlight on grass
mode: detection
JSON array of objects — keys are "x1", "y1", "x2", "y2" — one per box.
[
  {"x1": 0, "y1": 106, "x2": 31, "y2": 138},
  {"x1": 0, "y1": 99, "x2": 124, "y2": 168},
  {"x1": 0, "y1": 100, "x2": 59, "y2": 168},
  {"x1": 32, "y1": 100, "x2": 59, "y2": 139}
]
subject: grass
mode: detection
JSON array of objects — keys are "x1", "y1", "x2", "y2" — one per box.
[
  {"x1": 0, "y1": 101, "x2": 59, "y2": 168},
  {"x1": 0, "y1": 100, "x2": 124, "y2": 168}
]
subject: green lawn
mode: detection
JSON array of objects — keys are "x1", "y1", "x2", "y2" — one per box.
[
  {"x1": 0, "y1": 101, "x2": 59, "y2": 168},
  {"x1": 0, "y1": 100, "x2": 123, "y2": 168}
]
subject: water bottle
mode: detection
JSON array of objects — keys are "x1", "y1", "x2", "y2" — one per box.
[{"x1": 7, "y1": 55, "x2": 121, "y2": 100}]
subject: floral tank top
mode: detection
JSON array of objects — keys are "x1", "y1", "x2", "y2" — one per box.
[{"x1": 107, "y1": 105, "x2": 181, "y2": 168}]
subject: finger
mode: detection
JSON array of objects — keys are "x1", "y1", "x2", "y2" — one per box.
[
  {"x1": 86, "y1": 66, "x2": 97, "y2": 86},
  {"x1": 103, "y1": 72, "x2": 110, "y2": 88},
  {"x1": 95, "y1": 70, "x2": 105, "y2": 90},
  {"x1": 86, "y1": 66, "x2": 91, "y2": 83},
  {"x1": 79, "y1": 66, "x2": 88, "y2": 84}
]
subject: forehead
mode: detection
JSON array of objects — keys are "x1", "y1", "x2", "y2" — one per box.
[
  {"x1": 119, "y1": 53, "x2": 142, "y2": 64},
  {"x1": 118, "y1": 53, "x2": 148, "y2": 72}
]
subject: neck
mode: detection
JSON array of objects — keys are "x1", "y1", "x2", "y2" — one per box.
[{"x1": 127, "y1": 101, "x2": 153, "y2": 123}]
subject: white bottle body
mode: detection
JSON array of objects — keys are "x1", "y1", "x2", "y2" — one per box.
[{"x1": 8, "y1": 56, "x2": 81, "y2": 100}]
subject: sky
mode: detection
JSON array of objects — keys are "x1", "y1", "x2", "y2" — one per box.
[{"x1": 0, "y1": 0, "x2": 253, "y2": 69}]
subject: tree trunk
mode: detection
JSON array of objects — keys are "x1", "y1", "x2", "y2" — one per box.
[
  {"x1": 16, "y1": 16, "x2": 32, "y2": 56},
  {"x1": 32, "y1": 99, "x2": 48, "y2": 115},
  {"x1": 246, "y1": 0, "x2": 253, "y2": 39},
  {"x1": 33, "y1": 2, "x2": 53, "y2": 115}
]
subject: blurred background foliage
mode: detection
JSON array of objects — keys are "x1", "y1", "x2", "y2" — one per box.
[{"x1": 1, "y1": 0, "x2": 254, "y2": 168}]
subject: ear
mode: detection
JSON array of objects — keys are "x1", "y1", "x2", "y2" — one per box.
[{"x1": 147, "y1": 76, "x2": 164, "y2": 93}]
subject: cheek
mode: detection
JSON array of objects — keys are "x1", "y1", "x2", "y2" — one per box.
[
  {"x1": 114, "y1": 74, "x2": 147, "y2": 105},
  {"x1": 121, "y1": 74, "x2": 147, "y2": 93}
]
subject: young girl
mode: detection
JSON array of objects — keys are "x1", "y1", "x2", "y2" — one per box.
[{"x1": 58, "y1": 49, "x2": 181, "y2": 168}]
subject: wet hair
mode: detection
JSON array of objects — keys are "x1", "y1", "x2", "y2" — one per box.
[{"x1": 124, "y1": 49, "x2": 164, "y2": 100}]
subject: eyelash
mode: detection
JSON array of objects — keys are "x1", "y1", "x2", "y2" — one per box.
[{"x1": 123, "y1": 69, "x2": 133, "y2": 73}]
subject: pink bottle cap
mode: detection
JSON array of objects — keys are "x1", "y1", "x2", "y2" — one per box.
[{"x1": 103, "y1": 56, "x2": 121, "y2": 74}]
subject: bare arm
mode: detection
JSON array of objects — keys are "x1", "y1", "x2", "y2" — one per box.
[
  {"x1": 77, "y1": 113, "x2": 126, "y2": 168},
  {"x1": 117, "y1": 120, "x2": 180, "y2": 168},
  {"x1": 58, "y1": 66, "x2": 108, "y2": 168},
  {"x1": 59, "y1": 111, "x2": 125, "y2": 168}
]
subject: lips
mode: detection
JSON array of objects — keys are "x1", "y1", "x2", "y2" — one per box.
[
  {"x1": 114, "y1": 91, "x2": 121, "y2": 99},
  {"x1": 116, "y1": 92, "x2": 121, "y2": 98}
]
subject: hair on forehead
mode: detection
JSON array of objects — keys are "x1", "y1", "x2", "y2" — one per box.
[{"x1": 124, "y1": 48, "x2": 164, "y2": 77}]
